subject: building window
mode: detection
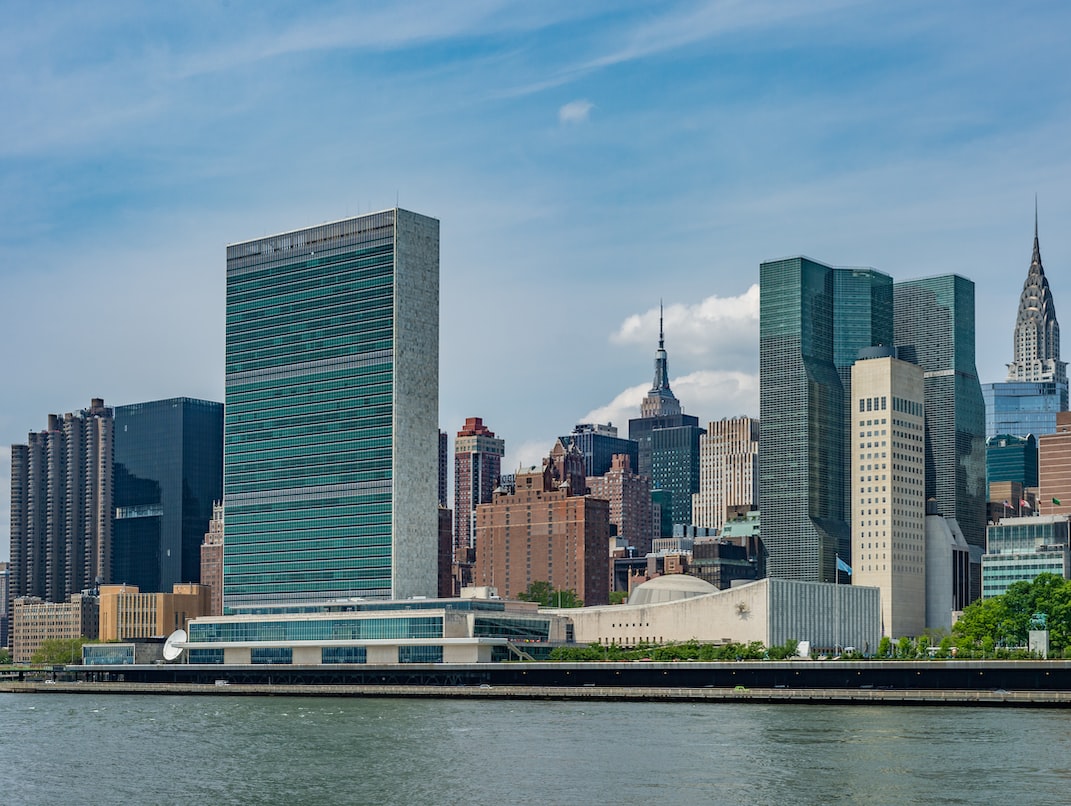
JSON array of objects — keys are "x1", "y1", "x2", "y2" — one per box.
[
  {"x1": 251, "y1": 647, "x2": 293, "y2": 664},
  {"x1": 322, "y1": 646, "x2": 367, "y2": 664},
  {"x1": 398, "y1": 645, "x2": 444, "y2": 663}
]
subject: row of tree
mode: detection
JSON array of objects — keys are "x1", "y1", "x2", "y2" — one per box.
[{"x1": 952, "y1": 572, "x2": 1071, "y2": 653}]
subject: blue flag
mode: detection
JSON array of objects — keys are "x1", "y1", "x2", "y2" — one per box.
[{"x1": 836, "y1": 557, "x2": 853, "y2": 576}]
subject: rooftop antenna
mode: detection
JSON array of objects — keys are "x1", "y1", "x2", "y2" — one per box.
[{"x1": 659, "y1": 299, "x2": 665, "y2": 350}]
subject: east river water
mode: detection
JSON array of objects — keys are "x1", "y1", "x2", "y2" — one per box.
[{"x1": 3, "y1": 693, "x2": 1070, "y2": 805}]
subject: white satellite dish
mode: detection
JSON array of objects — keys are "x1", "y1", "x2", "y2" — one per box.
[{"x1": 162, "y1": 629, "x2": 187, "y2": 662}]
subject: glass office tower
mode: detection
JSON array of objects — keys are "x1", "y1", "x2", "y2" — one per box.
[
  {"x1": 759, "y1": 260, "x2": 894, "y2": 581},
  {"x1": 759, "y1": 257, "x2": 848, "y2": 583},
  {"x1": 224, "y1": 209, "x2": 439, "y2": 607},
  {"x1": 832, "y1": 268, "x2": 895, "y2": 539},
  {"x1": 894, "y1": 275, "x2": 986, "y2": 553},
  {"x1": 113, "y1": 398, "x2": 223, "y2": 591}
]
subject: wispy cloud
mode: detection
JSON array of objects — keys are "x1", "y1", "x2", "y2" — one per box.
[
  {"x1": 559, "y1": 99, "x2": 594, "y2": 124},
  {"x1": 581, "y1": 369, "x2": 758, "y2": 429},
  {"x1": 611, "y1": 286, "x2": 759, "y2": 371},
  {"x1": 504, "y1": 438, "x2": 557, "y2": 474}
]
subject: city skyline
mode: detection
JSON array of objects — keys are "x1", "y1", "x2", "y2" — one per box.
[{"x1": 5, "y1": 3, "x2": 1071, "y2": 556}]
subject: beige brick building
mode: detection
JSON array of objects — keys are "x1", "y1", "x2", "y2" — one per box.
[
  {"x1": 12, "y1": 594, "x2": 99, "y2": 664},
  {"x1": 692, "y1": 416, "x2": 759, "y2": 531},
  {"x1": 98, "y1": 583, "x2": 211, "y2": 642}
]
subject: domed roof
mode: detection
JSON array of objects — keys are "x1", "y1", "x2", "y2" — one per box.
[{"x1": 627, "y1": 574, "x2": 718, "y2": 606}]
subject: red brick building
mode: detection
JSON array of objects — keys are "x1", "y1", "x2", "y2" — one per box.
[{"x1": 473, "y1": 465, "x2": 610, "y2": 605}]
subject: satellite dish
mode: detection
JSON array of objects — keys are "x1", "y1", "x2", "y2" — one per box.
[{"x1": 162, "y1": 629, "x2": 187, "y2": 662}]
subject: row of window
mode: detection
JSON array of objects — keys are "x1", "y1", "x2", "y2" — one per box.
[{"x1": 189, "y1": 616, "x2": 443, "y2": 643}]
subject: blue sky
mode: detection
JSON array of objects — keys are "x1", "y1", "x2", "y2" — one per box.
[{"x1": 4, "y1": 1, "x2": 1071, "y2": 558}]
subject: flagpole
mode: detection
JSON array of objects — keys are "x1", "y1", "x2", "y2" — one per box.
[{"x1": 835, "y1": 554, "x2": 840, "y2": 656}]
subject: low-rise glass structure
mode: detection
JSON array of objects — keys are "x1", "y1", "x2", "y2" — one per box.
[
  {"x1": 179, "y1": 596, "x2": 569, "y2": 665},
  {"x1": 983, "y1": 515, "x2": 1070, "y2": 598}
]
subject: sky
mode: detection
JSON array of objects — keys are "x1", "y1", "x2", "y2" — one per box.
[{"x1": 4, "y1": 1, "x2": 1071, "y2": 559}]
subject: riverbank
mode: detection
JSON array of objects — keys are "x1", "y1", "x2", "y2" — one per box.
[{"x1": 4, "y1": 680, "x2": 1071, "y2": 706}]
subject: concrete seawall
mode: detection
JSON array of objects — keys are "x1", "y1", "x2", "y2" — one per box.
[{"x1": 4, "y1": 681, "x2": 1071, "y2": 707}]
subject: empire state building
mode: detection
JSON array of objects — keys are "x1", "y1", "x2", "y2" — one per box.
[{"x1": 983, "y1": 208, "x2": 1069, "y2": 438}]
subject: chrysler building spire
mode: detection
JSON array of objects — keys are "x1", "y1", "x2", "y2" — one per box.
[{"x1": 1007, "y1": 204, "x2": 1066, "y2": 383}]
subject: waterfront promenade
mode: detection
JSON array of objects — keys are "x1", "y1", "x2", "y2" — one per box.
[{"x1": 5, "y1": 679, "x2": 1071, "y2": 707}]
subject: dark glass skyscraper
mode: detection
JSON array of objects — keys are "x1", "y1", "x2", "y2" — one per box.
[
  {"x1": 894, "y1": 275, "x2": 986, "y2": 552},
  {"x1": 225, "y1": 209, "x2": 439, "y2": 606},
  {"x1": 113, "y1": 398, "x2": 223, "y2": 591},
  {"x1": 561, "y1": 423, "x2": 639, "y2": 479},
  {"x1": 985, "y1": 434, "x2": 1038, "y2": 489},
  {"x1": 759, "y1": 260, "x2": 895, "y2": 581},
  {"x1": 832, "y1": 269, "x2": 894, "y2": 537},
  {"x1": 628, "y1": 310, "x2": 703, "y2": 532}
]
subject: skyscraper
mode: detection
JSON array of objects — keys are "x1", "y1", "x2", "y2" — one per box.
[
  {"x1": 982, "y1": 211, "x2": 1067, "y2": 438},
  {"x1": 850, "y1": 347, "x2": 926, "y2": 637},
  {"x1": 692, "y1": 416, "x2": 760, "y2": 532},
  {"x1": 453, "y1": 417, "x2": 504, "y2": 553},
  {"x1": 9, "y1": 399, "x2": 114, "y2": 607},
  {"x1": 759, "y1": 258, "x2": 895, "y2": 582},
  {"x1": 113, "y1": 397, "x2": 223, "y2": 592},
  {"x1": 628, "y1": 308, "x2": 703, "y2": 531},
  {"x1": 895, "y1": 275, "x2": 987, "y2": 553},
  {"x1": 224, "y1": 209, "x2": 439, "y2": 606},
  {"x1": 561, "y1": 423, "x2": 639, "y2": 478}
]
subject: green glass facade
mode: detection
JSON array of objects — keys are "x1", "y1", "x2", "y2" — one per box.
[
  {"x1": 986, "y1": 434, "x2": 1039, "y2": 489},
  {"x1": 224, "y1": 209, "x2": 439, "y2": 607},
  {"x1": 894, "y1": 276, "x2": 986, "y2": 554},
  {"x1": 759, "y1": 260, "x2": 894, "y2": 581},
  {"x1": 982, "y1": 517, "x2": 1069, "y2": 598}
]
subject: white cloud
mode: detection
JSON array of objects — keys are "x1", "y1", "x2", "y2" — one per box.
[
  {"x1": 581, "y1": 369, "x2": 758, "y2": 431},
  {"x1": 503, "y1": 437, "x2": 556, "y2": 475},
  {"x1": 558, "y1": 99, "x2": 594, "y2": 124},
  {"x1": 611, "y1": 285, "x2": 759, "y2": 370}
]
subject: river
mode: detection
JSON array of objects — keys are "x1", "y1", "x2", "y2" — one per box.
[{"x1": 3, "y1": 693, "x2": 1069, "y2": 804}]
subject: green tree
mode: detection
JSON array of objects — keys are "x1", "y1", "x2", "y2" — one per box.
[
  {"x1": 917, "y1": 635, "x2": 931, "y2": 658},
  {"x1": 516, "y1": 580, "x2": 583, "y2": 608},
  {"x1": 896, "y1": 636, "x2": 915, "y2": 659},
  {"x1": 954, "y1": 573, "x2": 1071, "y2": 649},
  {"x1": 876, "y1": 636, "x2": 892, "y2": 658},
  {"x1": 31, "y1": 637, "x2": 88, "y2": 665},
  {"x1": 767, "y1": 639, "x2": 799, "y2": 661},
  {"x1": 0, "y1": 647, "x2": 11, "y2": 665},
  {"x1": 609, "y1": 590, "x2": 629, "y2": 605}
]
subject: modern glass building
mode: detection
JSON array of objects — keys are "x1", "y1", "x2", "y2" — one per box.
[
  {"x1": 982, "y1": 515, "x2": 1069, "y2": 598},
  {"x1": 562, "y1": 423, "x2": 639, "y2": 479},
  {"x1": 224, "y1": 209, "x2": 439, "y2": 607},
  {"x1": 759, "y1": 257, "x2": 877, "y2": 582},
  {"x1": 178, "y1": 597, "x2": 570, "y2": 664},
  {"x1": 113, "y1": 398, "x2": 223, "y2": 592},
  {"x1": 832, "y1": 269, "x2": 894, "y2": 537},
  {"x1": 894, "y1": 275, "x2": 987, "y2": 555},
  {"x1": 986, "y1": 434, "x2": 1039, "y2": 489},
  {"x1": 982, "y1": 381, "x2": 1067, "y2": 439}
]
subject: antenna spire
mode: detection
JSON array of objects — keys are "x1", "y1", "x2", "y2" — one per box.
[
  {"x1": 659, "y1": 300, "x2": 664, "y2": 350},
  {"x1": 1035, "y1": 193, "x2": 1039, "y2": 240}
]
